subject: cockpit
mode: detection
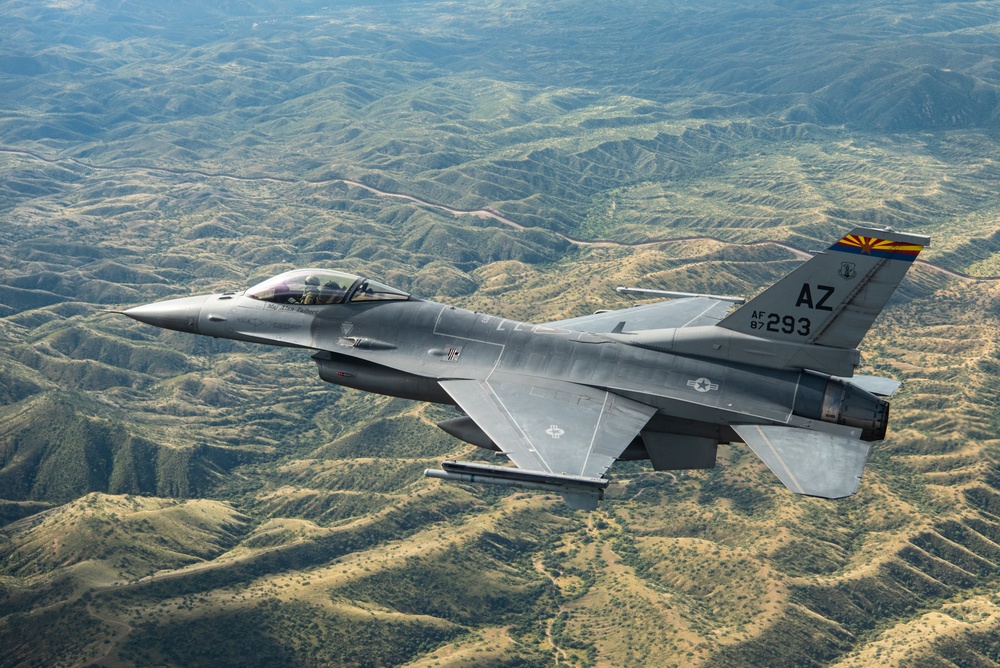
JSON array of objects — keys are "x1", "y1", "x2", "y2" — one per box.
[{"x1": 245, "y1": 269, "x2": 410, "y2": 305}]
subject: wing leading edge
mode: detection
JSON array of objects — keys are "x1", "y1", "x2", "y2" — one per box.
[{"x1": 544, "y1": 297, "x2": 733, "y2": 334}]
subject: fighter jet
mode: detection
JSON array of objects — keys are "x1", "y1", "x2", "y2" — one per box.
[{"x1": 121, "y1": 227, "x2": 928, "y2": 509}]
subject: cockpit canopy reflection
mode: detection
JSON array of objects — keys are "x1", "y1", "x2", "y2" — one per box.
[{"x1": 245, "y1": 269, "x2": 410, "y2": 306}]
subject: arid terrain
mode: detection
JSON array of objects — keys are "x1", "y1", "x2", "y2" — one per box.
[{"x1": 2, "y1": 1, "x2": 1000, "y2": 666}]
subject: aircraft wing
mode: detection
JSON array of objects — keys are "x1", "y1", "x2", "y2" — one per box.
[
  {"x1": 542, "y1": 297, "x2": 732, "y2": 334},
  {"x1": 438, "y1": 374, "x2": 656, "y2": 508}
]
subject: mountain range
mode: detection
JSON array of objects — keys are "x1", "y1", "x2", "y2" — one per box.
[{"x1": 2, "y1": 0, "x2": 1000, "y2": 666}]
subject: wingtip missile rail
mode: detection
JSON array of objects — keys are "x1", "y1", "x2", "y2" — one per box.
[{"x1": 424, "y1": 460, "x2": 608, "y2": 510}]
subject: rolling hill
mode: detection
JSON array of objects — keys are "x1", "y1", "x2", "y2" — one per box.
[{"x1": 2, "y1": 0, "x2": 1000, "y2": 666}]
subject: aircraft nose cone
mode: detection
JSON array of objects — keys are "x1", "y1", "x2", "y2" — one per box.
[{"x1": 123, "y1": 295, "x2": 210, "y2": 334}]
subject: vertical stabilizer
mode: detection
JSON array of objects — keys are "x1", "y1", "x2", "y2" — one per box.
[{"x1": 718, "y1": 227, "x2": 929, "y2": 349}]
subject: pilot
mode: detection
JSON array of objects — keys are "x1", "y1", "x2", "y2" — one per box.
[
  {"x1": 302, "y1": 275, "x2": 321, "y2": 304},
  {"x1": 318, "y1": 280, "x2": 341, "y2": 304}
]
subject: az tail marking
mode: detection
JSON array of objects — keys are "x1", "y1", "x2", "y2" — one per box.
[{"x1": 795, "y1": 284, "x2": 835, "y2": 311}]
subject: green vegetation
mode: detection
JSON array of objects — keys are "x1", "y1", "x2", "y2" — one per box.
[{"x1": 2, "y1": 0, "x2": 1000, "y2": 666}]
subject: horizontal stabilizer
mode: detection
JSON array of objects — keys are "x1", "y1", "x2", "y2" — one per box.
[
  {"x1": 733, "y1": 424, "x2": 872, "y2": 499},
  {"x1": 838, "y1": 374, "x2": 902, "y2": 397},
  {"x1": 425, "y1": 460, "x2": 608, "y2": 510}
]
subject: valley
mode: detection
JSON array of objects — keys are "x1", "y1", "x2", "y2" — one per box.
[{"x1": 2, "y1": 1, "x2": 1000, "y2": 666}]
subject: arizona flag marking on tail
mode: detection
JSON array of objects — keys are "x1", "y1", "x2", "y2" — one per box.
[{"x1": 830, "y1": 233, "x2": 923, "y2": 261}]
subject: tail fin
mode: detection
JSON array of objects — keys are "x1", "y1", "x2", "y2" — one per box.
[{"x1": 718, "y1": 227, "x2": 929, "y2": 349}]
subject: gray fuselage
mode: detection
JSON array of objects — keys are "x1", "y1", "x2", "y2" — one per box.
[{"x1": 167, "y1": 292, "x2": 887, "y2": 452}]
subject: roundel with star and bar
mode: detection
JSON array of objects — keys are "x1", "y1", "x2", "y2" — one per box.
[{"x1": 828, "y1": 233, "x2": 924, "y2": 261}]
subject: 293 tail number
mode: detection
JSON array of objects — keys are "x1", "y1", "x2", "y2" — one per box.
[{"x1": 750, "y1": 311, "x2": 810, "y2": 336}]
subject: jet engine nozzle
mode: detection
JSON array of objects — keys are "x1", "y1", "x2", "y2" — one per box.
[
  {"x1": 821, "y1": 379, "x2": 890, "y2": 441},
  {"x1": 792, "y1": 372, "x2": 890, "y2": 441}
]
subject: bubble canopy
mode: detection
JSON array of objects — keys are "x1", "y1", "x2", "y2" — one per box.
[{"x1": 245, "y1": 269, "x2": 410, "y2": 305}]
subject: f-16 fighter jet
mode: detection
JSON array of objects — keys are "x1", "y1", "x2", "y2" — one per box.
[{"x1": 121, "y1": 227, "x2": 928, "y2": 509}]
